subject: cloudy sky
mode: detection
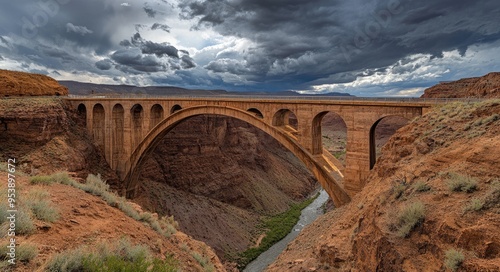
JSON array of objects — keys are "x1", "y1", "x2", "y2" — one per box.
[{"x1": 1, "y1": 0, "x2": 499, "y2": 96}]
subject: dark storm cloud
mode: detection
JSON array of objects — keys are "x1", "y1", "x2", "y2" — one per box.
[
  {"x1": 111, "y1": 48, "x2": 166, "y2": 73},
  {"x1": 95, "y1": 59, "x2": 113, "y2": 70},
  {"x1": 40, "y1": 46, "x2": 74, "y2": 61},
  {"x1": 180, "y1": 54, "x2": 196, "y2": 69},
  {"x1": 143, "y1": 3, "x2": 157, "y2": 18},
  {"x1": 178, "y1": 0, "x2": 500, "y2": 89},
  {"x1": 66, "y1": 23, "x2": 93, "y2": 36},
  {"x1": 107, "y1": 32, "x2": 196, "y2": 74},
  {"x1": 1, "y1": 0, "x2": 185, "y2": 70},
  {"x1": 141, "y1": 41, "x2": 179, "y2": 58},
  {"x1": 0, "y1": 36, "x2": 9, "y2": 46},
  {"x1": 151, "y1": 23, "x2": 170, "y2": 33},
  {"x1": 121, "y1": 32, "x2": 182, "y2": 58},
  {"x1": 135, "y1": 24, "x2": 148, "y2": 32}
]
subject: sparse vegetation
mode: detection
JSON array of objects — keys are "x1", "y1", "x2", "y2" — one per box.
[
  {"x1": 16, "y1": 243, "x2": 38, "y2": 263},
  {"x1": 464, "y1": 198, "x2": 484, "y2": 212},
  {"x1": 191, "y1": 252, "x2": 215, "y2": 272},
  {"x1": 43, "y1": 172, "x2": 179, "y2": 239},
  {"x1": 392, "y1": 182, "x2": 408, "y2": 199},
  {"x1": 237, "y1": 193, "x2": 318, "y2": 268},
  {"x1": 15, "y1": 209, "x2": 36, "y2": 235},
  {"x1": 444, "y1": 248, "x2": 465, "y2": 272},
  {"x1": 446, "y1": 172, "x2": 478, "y2": 193},
  {"x1": 46, "y1": 238, "x2": 178, "y2": 272},
  {"x1": 25, "y1": 189, "x2": 59, "y2": 222},
  {"x1": 395, "y1": 201, "x2": 425, "y2": 238},
  {"x1": 0, "y1": 243, "x2": 38, "y2": 266},
  {"x1": 29, "y1": 175, "x2": 54, "y2": 185},
  {"x1": 412, "y1": 181, "x2": 431, "y2": 192}
]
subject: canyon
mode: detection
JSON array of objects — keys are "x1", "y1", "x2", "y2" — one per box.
[{"x1": 1, "y1": 70, "x2": 499, "y2": 271}]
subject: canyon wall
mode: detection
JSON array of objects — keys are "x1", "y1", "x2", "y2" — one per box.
[{"x1": 269, "y1": 77, "x2": 500, "y2": 271}]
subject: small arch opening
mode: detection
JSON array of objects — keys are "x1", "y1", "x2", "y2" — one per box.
[
  {"x1": 131, "y1": 104, "x2": 144, "y2": 148},
  {"x1": 92, "y1": 104, "x2": 105, "y2": 149},
  {"x1": 272, "y1": 109, "x2": 298, "y2": 131},
  {"x1": 247, "y1": 108, "x2": 264, "y2": 119},
  {"x1": 312, "y1": 111, "x2": 347, "y2": 165},
  {"x1": 369, "y1": 116, "x2": 410, "y2": 169},
  {"x1": 171, "y1": 104, "x2": 182, "y2": 114},
  {"x1": 150, "y1": 104, "x2": 164, "y2": 129},
  {"x1": 77, "y1": 104, "x2": 87, "y2": 127}
]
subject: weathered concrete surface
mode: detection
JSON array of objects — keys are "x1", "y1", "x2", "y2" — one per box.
[{"x1": 65, "y1": 97, "x2": 434, "y2": 206}]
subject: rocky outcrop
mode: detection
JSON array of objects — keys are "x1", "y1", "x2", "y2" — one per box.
[
  {"x1": 0, "y1": 97, "x2": 115, "y2": 181},
  {"x1": 421, "y1": 72, "x2": 500, "y2": 98},
  {"x1": 133, "y1": 115, "x2": 317, "y2": 261},
  {"x1": 268, "y1": 100, "x2": 500, "y2": 271},
  {"x1": 0, "y1": 69, "x2": 68, "y2": 96}
]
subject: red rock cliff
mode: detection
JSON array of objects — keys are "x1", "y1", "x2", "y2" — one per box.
[
  {"x1": 0, "y1": 69, "x2": 68, "y2": 96},
  {"x1": 421, "y1": 72, "x2": 500, "y2": 98},
  {"x1": 268, "y1": 100, "x2": 500, "y2": 271}
]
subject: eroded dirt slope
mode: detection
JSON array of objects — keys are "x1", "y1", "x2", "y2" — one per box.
[
  {"x1": 268, "y1": 100, "x2": 500, "y2": 271},
  {"x1": 0, "y1": 97, "x2": 225, "y2": 271},
  {"x1": 0, "y1": 175, "x2": 225, "y2": 272}
]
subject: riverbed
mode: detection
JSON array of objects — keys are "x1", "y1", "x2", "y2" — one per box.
[{"x1": 243, "y1": 189, "x2": 329, "y2": 272}]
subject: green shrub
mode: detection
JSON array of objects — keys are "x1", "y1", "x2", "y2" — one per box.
[
  {"x1": 447, "y1": 173, "x2": 478, "y2": 193},
  {"x1": 46, "y1": 239, "x2": 178, "y2": 272},
  {"x1": 51, "y1": 172, "x2": 72, "y2": 185},
  {"x1": 15, "y1": 209, "x2": 35, "y2": 235},
  {"x1": 50, "y1": 172, "x2": 178, "y2": 239},
  {"x1": 392, "y1": 183, "x2": 407, "y2": 199},
  {"x1": 464, "y1": 198, "x2": 484, "y2": 212},
  {"x1": 30, "y1": 200, "x2": 59, "y2": 222},
  {"x1": 82, "y1": 174, "x2": 109, "y2": 196},
  {"x1": 238, "y1": 195, "x2": 317, "y2": 267},
  {"x1": 191, "y1": 252, "x2": 215, "y2": 272},
  {"x1": 29, "y1": 175, "x2": 53, "y2": 185},
  {"x1": 396, "y1": 201, "x2": 425, "y2": 238},
  {"x1": 16, "y1": 243, "x2": 38, "y2": 263},
  {"x1": 46, "y1": 247, "x2": 87, "y2": 272},
  {"x1": 25, "y1": 189, "x2": 59, "y2": 223},
  {"x1": 482, "y1": 181, "x2": 500, "y2": 210},
  {"x1": 0, "y1": 200, "x2": 8, "y2": 225},
  {"x1": 0, "y1": 242, "x2": 37, "y2": 265},
  {"x1": 444, "y1": 248, "x2": 464, "y2": 272},
  {"x1": 413, "y1": 181, "x2": 431, "y2": 192}
]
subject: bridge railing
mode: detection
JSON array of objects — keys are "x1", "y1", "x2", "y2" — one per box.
[{"x1": 65, "y1": 94, "x2": 486, "y2": 103}]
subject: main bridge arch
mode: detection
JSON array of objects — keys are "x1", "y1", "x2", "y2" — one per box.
[{"x1": 121, "y1": 105, "x2": 351, "y2": 207}]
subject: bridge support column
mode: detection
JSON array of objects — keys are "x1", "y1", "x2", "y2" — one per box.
[
  {"x1": 343, "y1": 113, "x2": 373, "y2": 196},
  {"x1": 86, "y1": 102, "x2": 93, "y2": 134},
  {"x1": 104, "y1": 103, "x2": 113, "y2": 165},
  {"x1": 121, "y1": 104, "x2": 132, "y2": 174},
  {"x1": 296, "y1": 109, "x2": 314, "y2": 153}
]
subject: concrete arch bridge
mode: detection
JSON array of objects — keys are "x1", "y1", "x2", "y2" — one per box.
[{"x1": 65, "y1": 96, "x2": 435, "y2": 207}]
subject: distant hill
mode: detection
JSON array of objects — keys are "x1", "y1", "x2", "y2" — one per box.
[
  {"x1": 59, "y1": 80, "x2": 353, "y2": 97},
  {"x1": 59, "y1": 80, "x2": 228, "y2": 96},
  {"x1": 421, "y1": 72, "x2": 500, "y2": 98}
]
